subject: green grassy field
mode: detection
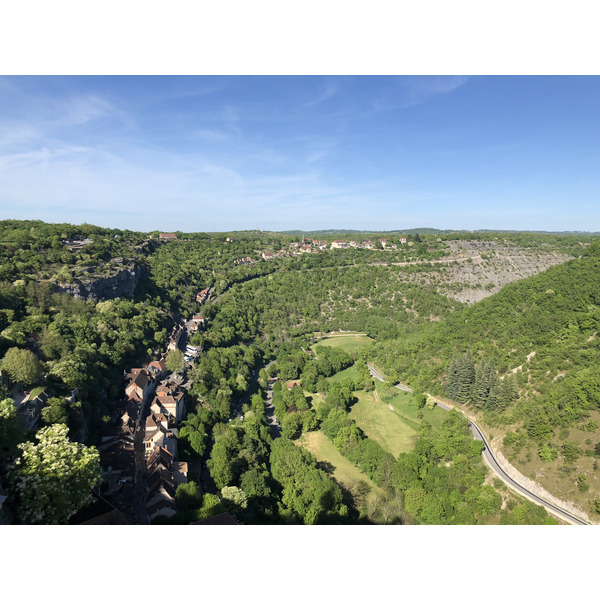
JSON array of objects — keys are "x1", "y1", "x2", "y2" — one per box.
[
  {"x1": 328, "y1": 364, "x2": 358, "y2": 382},
  {"x1": 317, "y1": 354, "x2": 448, "y2": 459},
  {"x1": 297, "y1": 430, "x2": 386, "y2": 508},
  {"x1": 376, "y1": 379, "x2": 447, "y2": 431},
  {"x1": 343, "y1": 379, "x2": 448, "y2": 458},
  {"x1": 349, "y1": 389, "x2": 419, "y2": 457},
  {"x1": 312, "y1": 333, "x2": 374, "y2": 355}
]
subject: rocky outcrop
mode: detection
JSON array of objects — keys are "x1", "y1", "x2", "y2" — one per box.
[
  {"x1": 53, "y1": 264, "x2": 143, "y2": 301},
  {"x1": 402, "y1": 241, "x2": 573, "y2": 305}
]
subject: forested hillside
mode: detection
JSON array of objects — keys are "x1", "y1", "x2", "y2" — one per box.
[{"x1": 368, "y1": 241, "x2": 600, "y2": 517}]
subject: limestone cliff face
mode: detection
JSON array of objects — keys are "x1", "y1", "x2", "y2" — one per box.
[
  {"x1": 415, "y1": 241, "x2": 573, "y2": 305},
  {"x1": 54, "y1": 265, "x2": 143, "y2": 301}
]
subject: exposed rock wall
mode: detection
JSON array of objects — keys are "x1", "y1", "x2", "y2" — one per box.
[
  {"x1": 403, "y1": 241, "x2": 572, "y2": 305},
  {"x1": 54, "y1": 265, "x2": 143, "y2": 301}
]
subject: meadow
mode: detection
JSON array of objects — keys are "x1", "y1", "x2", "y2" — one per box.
[{"x1": 297, "y1": 430, "x2": 387, "y2": 509}]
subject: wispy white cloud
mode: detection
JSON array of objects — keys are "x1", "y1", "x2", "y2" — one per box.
[
  {"x1": 304, "y1": 80, "x2": 339, "y2": 107},
  {"x1": 372, "y1": 76, "x2": 469, "y2": 111},
  {"x1": 54, "y1": 94, "x2": 121, "y2": 128},
  {"x1": 189, "y1": 128, "x2": 230, "y2": 142},
  {"x1": 146, "y1": 84, "x2": 222, "y2": 103},
  {"x1": 0, "y1": 120, "x2": 42, "y2": 146}
]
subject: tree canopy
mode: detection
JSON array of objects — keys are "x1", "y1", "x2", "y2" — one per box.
[
  {"x1": 8, "y1": 424, "x2": 102, "y2": 524},
  {"x1": 1, "y1": 347, "x2": 43, "y2": 386}
]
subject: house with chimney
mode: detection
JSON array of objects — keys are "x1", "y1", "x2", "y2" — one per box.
[
  {"x1": 125, "y1": 368, "x2": 156, "y2": 403},
  {"x1": 167, "y1": 324, "x2": 184, "y2": 351},
  {"x1": 153, "y1": 381, "x2": 185, "y2": 422},
  {"x1": 148, "y1": 358, "x2": 167, "y2": 380},
  {"x1": 144, "y1": 423, "x2": 178, "y2": 457}
]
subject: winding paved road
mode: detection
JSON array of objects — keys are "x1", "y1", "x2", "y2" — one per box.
[{"x1": 367, "y1": 365, "x2": 590, "y2": 525}]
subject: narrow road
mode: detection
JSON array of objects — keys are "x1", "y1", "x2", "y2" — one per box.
[
  {"x1": 265, "y1": 380, "x2": 281, "y2": 439},
  {"x1": 368, "y1": 366, "x2": 589, "y2": 525},
  {"x1": 435, "y1": 400, "x2": 589, "y2": 526},
  {"x1": 368, "y1": 365, "x2": 413, "y2": 392},
  {"x1": 132, "y1": 393, "x2": 151, "y2": 525}
]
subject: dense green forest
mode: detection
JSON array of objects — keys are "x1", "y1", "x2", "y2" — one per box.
[{"x1": 1, "y1": 219, "x2": 598, "y2": 524}]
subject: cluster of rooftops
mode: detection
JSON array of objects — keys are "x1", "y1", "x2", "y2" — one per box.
[{"x1": 99, "y1": 356, "x2": 189, "y2": 522}]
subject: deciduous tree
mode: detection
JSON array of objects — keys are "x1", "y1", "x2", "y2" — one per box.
[
  {"x1": 1, "y1": 347, "x2": 43, "y2": 386},
  {"x1": 8, "y1": 424, "x2": 101, "y2": 524}
]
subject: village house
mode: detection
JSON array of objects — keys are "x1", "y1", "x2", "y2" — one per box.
[
  {"x1": 189, "y1": 313, "x2": 207, "y2": 334},
  {"x1": 147, "y1": 358, "x2": 167, "y2": 380},
  {"x1": 147, "y1": 446, "x2": 188, "y2": 487},
  {"x1": 144, "y1": 424, "x2": 177, "y2": 457},
  {"x1": 262, "y1": 251, "x2": 275, "y2": 260},
  {"x1": 361, "y1": 240, "x2": 375, "y2": 249},
  {"x1": 151, "y1": 394, "x2": 184, "y2": 424},
  {"x1": 120, "y1": 399, "x2": 140, "y2": 429},
  {"x1": 145, "y1": 443, "x2": 188, "y2": 522},
  {"x1": 299, "y1": 244, "x2": 312, "y2": 253},
  {"x1": 18, "y1": 389, "x2": 50, "y2": 427},
  {"x1": 144, "y1": 422, "x2": 188, "y2": 522},
  {"x1": 330, "y1": 240, "x2": 350, "y2": 249},
  {"x1": 153, "y1": 381, "x2": 185, "y2": 422},
  {"x1": 349, "y1": 240, "x2": 359, "y2": 248},
  {"x1": 379, "y1": 239, "x2": 387, "y2": 248},
  {"x1": 102, "y1": 413, "x2": 136, "y2": 443},
  {"x1": 399, "y1": 237, "x2": 408, "y2": 244},
  {"x1": 125, "y1": 368, "x2": 156, "y2": 403},
  {"x1": 167, "y1": 324, "x2": 184, "y2": 351},
  {"x1": 196, "y1": 288, "x2": 210, "y2": 303},
  {"x1": 159, "y1": 233, "x2": 178, "y2": 241},
  {"x1": 146, "y1": 478, "x2": 177, "y2": 521},
  {"x1": 64, "y1": 237, "x2": 93, "y2": 250},
  {"x1": 98, "y1": 435, "x2": 136, "y2": 494},
  {"x1": 173, "y1": 461, "x2": 189, "y2": 486}
]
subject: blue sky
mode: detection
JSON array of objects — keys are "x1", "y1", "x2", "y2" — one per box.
[{"x1": 1, "y1": 75, "x2": 599, "y2": 232}]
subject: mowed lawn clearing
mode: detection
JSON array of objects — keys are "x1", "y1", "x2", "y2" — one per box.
[
  {"x1": 312, "y1": 333, "x2": 374, "y2": 355},
  {"x1": 349, "y1": 389, "x2": 420, "y2": 457},
  {"x1": 297, "y1": 430, "x2": 386, "y2": 508},
  {"x1": 328, "y1": 364, "x2": 358, "y2": 382},
  {"x1": 374, "y1": 379, "x2": 448, "y2": 431}
]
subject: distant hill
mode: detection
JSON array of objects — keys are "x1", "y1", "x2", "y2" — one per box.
[{"x1": 279, "y1": 228, "x2": 600, "y2": 236}]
